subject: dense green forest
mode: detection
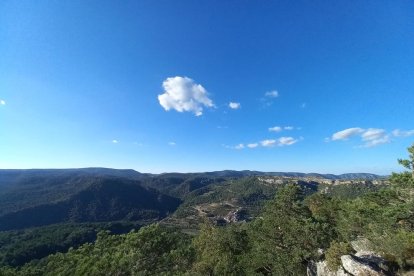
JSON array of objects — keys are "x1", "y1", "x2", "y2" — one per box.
[{"x1": 0, "y1": 146, "x2": 412, "y2": 275}]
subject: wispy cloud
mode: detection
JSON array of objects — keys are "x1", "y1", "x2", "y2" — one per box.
[
  {"x1": 265, "y1": 90, "x2": 279, "y2": 98},
  {"x1": 227, "y1": 136, "x2": 300, "y2": 150},
  {"x1": 392, "y1": 129, "x2": 414, "y2": 137},
  {"x1": 112, "y1": 139, "x2": 119, "y2": 144},
  {"x1": 158, "y1": 76, "x2": 214, "y2": 116},
  {"x1": 331, "y1": 128, "x2": 365, "y2": 141},
  {"x1": 261, "y1": 90, "x2": 279, "y2": 107},
  {"x1": 168, "y1": 141, "x2": 176, "y2": 146},
  {"x1": 268, "y1": 126, "x2": 282, "y2": 132},
  {"x1": 301, "y1": 102, "x2": 306, "y2": 108},
  {"x1": 268, "y1": 126, "x2": 297, "y2": 132},
  {"x1": 328, "y1": 127, "x2": 395, "y2": 147},
  {"x1": 0, "y1": 99, "x2": 5, "y2": 105},
  {"x1": 229, "y1": 102, "x2": 241, "y2": 109}
]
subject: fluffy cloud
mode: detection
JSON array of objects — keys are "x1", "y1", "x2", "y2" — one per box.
[
  {"x1": 329, "y1": 127, "x2": 391, "y2": 147},
  {"x1": 0, "y1": 100, "x2": 5, "y2": 105},
  {"x1": 392, "y1": 129, "x2": 414, "y2": 137},
  {"x1": 158, "y1": 76, "x2": 214, "y2": 116},
  {"x1": 265, "y1": 90, "x2": 279, "y2": 98},
  {"x1": 229, "y1": 102, "x2": 241, "y2": 109},
  {"x1": 331, "y1": 128, "x2": 365, "y2": 141}
]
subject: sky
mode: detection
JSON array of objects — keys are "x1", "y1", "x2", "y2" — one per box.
[{"x1": 1, "y1": 0, "x2": 414, "y2": 174}]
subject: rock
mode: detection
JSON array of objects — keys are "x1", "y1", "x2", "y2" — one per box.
[
  {"x1": 341, "y1": 255, "x2": 387, "y2": 276},
  {"x1": 312, "y1": 260, "x2": 351, "y2": 276},
  {"x1": 351, "y1": 238, "x2": 374, "y2": 255},
  {"x1": 223, "y1": 208, "x2": 249, "y2": 223}
]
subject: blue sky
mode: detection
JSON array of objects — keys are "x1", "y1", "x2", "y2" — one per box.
[{"x1": 1, "y1": 0, "x2": 414, "y2": 174}]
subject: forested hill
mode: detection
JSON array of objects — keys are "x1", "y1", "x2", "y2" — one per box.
[{"x1": 0, "y1": 175, "x2": 181, "y2": 231}]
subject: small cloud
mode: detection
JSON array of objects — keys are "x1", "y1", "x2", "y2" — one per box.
[
  {"x1": 247, "y1": 143, "x2": 258, "y2": 148},
  {"x1": 227, "y1": 136, "x2": 300, "y2": 150},
  {"x1": 168, "y1": 142, "x2": 176, "y2": 146},
  {"x1": 269, "y1": 126, "x2": 282, "y2": 132},
  {"x1": 331, "y1": 127, "x2": 365, "y2": 141},
  {"x1": 260, "y1": 137, "x2": 298, "y2": 147},
  {"x1": 158, "y1": 76, "x2": 214, "y2": 116},
  {"x1": 392, "y1": 129, "x2": 414, "y2": 137},
  {"x1": 329, "y1": 127, "x2": 391, "y2": 147},
  {"x1": 217, "y1": 126, "x2": 229, "y2": 129},
  {"x1": 229, "y1": 102, "x2": 241, "y2": 109},
  {"x1": 0, "y1": 99, "x2": 5, "y2": 105},
  {"x1": 261, "y1": 139, "x2": 277, "y2": 147},
  {"x1": 265, "y1": 90, "x2": 279, "y2": 98},
  {"x1": 301, "y1": 102, "x2": 306, "y2": 108},
  {"x1": 112, "y1": 139, "x2": 119, "y2": 144},
  {"x1": 269, "y1": 126, "x2": 296, "y2": 132},
  {"x1": 278, "y1": 136, "x2": 298, "y2": 146}
]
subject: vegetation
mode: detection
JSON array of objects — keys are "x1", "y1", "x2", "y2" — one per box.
[{"x1": 0, "y1": 145, "x2": 413, "y2": 274}]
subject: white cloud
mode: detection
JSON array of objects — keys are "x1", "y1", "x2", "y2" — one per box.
[
  {"x1": 361, "y1": 128, "x2": 386, "y2": 141},
  {"x1": 265, "y1": 90, "x2": 279, "y2": 98},
  {"x1": 227, "y1": 136, "x2": 300, "y2": 150},
  {"x1": 260, "y1": 139, "x2": 277, "y2": 147},
  {"x1": 269, "y1": 126, "x2": 282, "y2": 132},
  {"x1": 301, "y1": 102, "x2": 306, "y2": 108},
  {"x1": 168, "y1": 142, "x2": 176, "y2": 146},
  {"x1": 0, "y1": 100, "x2": 5, "y2": 105},
  {"x1": 260, "y1": 137, "x2": 298, "y2": 147},
  {"x1": 278, "y1": 136, "x2": 298, "y2": 146},
  {"x1": 229, "y1": 102, "x2": 241, "y2": 109},
  {"x1": 158, "y1": 76, "x2": 214, "y2": 116},
  {"x1": 247, "y1": 143, "x2": 258, "y2": 148},
  {"x1": 392, "y1": 129, "x2": 414, "y2": 137},
  {"x1": 269, "y1": 126, "x2": 296, "y2": 132},
  {"x1": 331, "y1": 128, "x2": 365, "y2": 141},
  {"x1": 330, "y1": 127, "x2": 391, "y2": 147},
  {"x1": 112, "y1": 139, "x2": 119, "y2": 144}
]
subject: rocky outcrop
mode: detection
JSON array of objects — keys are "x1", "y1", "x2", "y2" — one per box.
[
  {"x1": 309, "y1": 238, "x2": 392, "y2": 276},
  {"x1": 341, "y1": 255, "x2": 387, "y2": 275},
  {"x1": 223, "y1": 208, "x2": 249, "y2": 223}
]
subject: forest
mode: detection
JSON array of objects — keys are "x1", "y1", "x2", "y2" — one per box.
[{"x1": 0, "y1": 145, "x2": 413, "y2": 275}]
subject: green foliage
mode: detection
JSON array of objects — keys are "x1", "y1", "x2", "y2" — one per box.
[
  {"x1": 192, "y1": 221, "x2": 250, "y2": 275},
  {"x1": 11, "y1": 224, "x2": 194, "y2": 276},
  {"x1": 0, "y1": 177, "x2": 180, "y2": 231},
  {"x1": 0, "y1": 222, "x2": 143, "y2": 268},
  {"x1": 325, "y1": 241, "x2": 353, "y2": 271},
  {"x1": 398, "y1": 143, "x2": 414, "y2": 177},
  {"x1": 246, "y1": 185, "x2": 325, "y2": 275}
]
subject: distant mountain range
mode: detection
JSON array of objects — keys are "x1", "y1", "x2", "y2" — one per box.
[
  {"x1": 0, "y1": 168, "x2": 386, "y2": 231},
  {"x1": 0, "y1": 167, "x2": 386, "y2": 182}
]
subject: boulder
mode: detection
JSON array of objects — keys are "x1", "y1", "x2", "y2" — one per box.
[{"x1": 341, "y1": 255, "x2": 387, "y2": 276}]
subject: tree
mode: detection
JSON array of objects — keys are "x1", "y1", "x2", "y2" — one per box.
[
  {"x1": 247, "y1": 184, "x2": 324, "y2": 275},
  {"x1": 398, "y1": 143, "x2": 414, "y2": 178}
]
